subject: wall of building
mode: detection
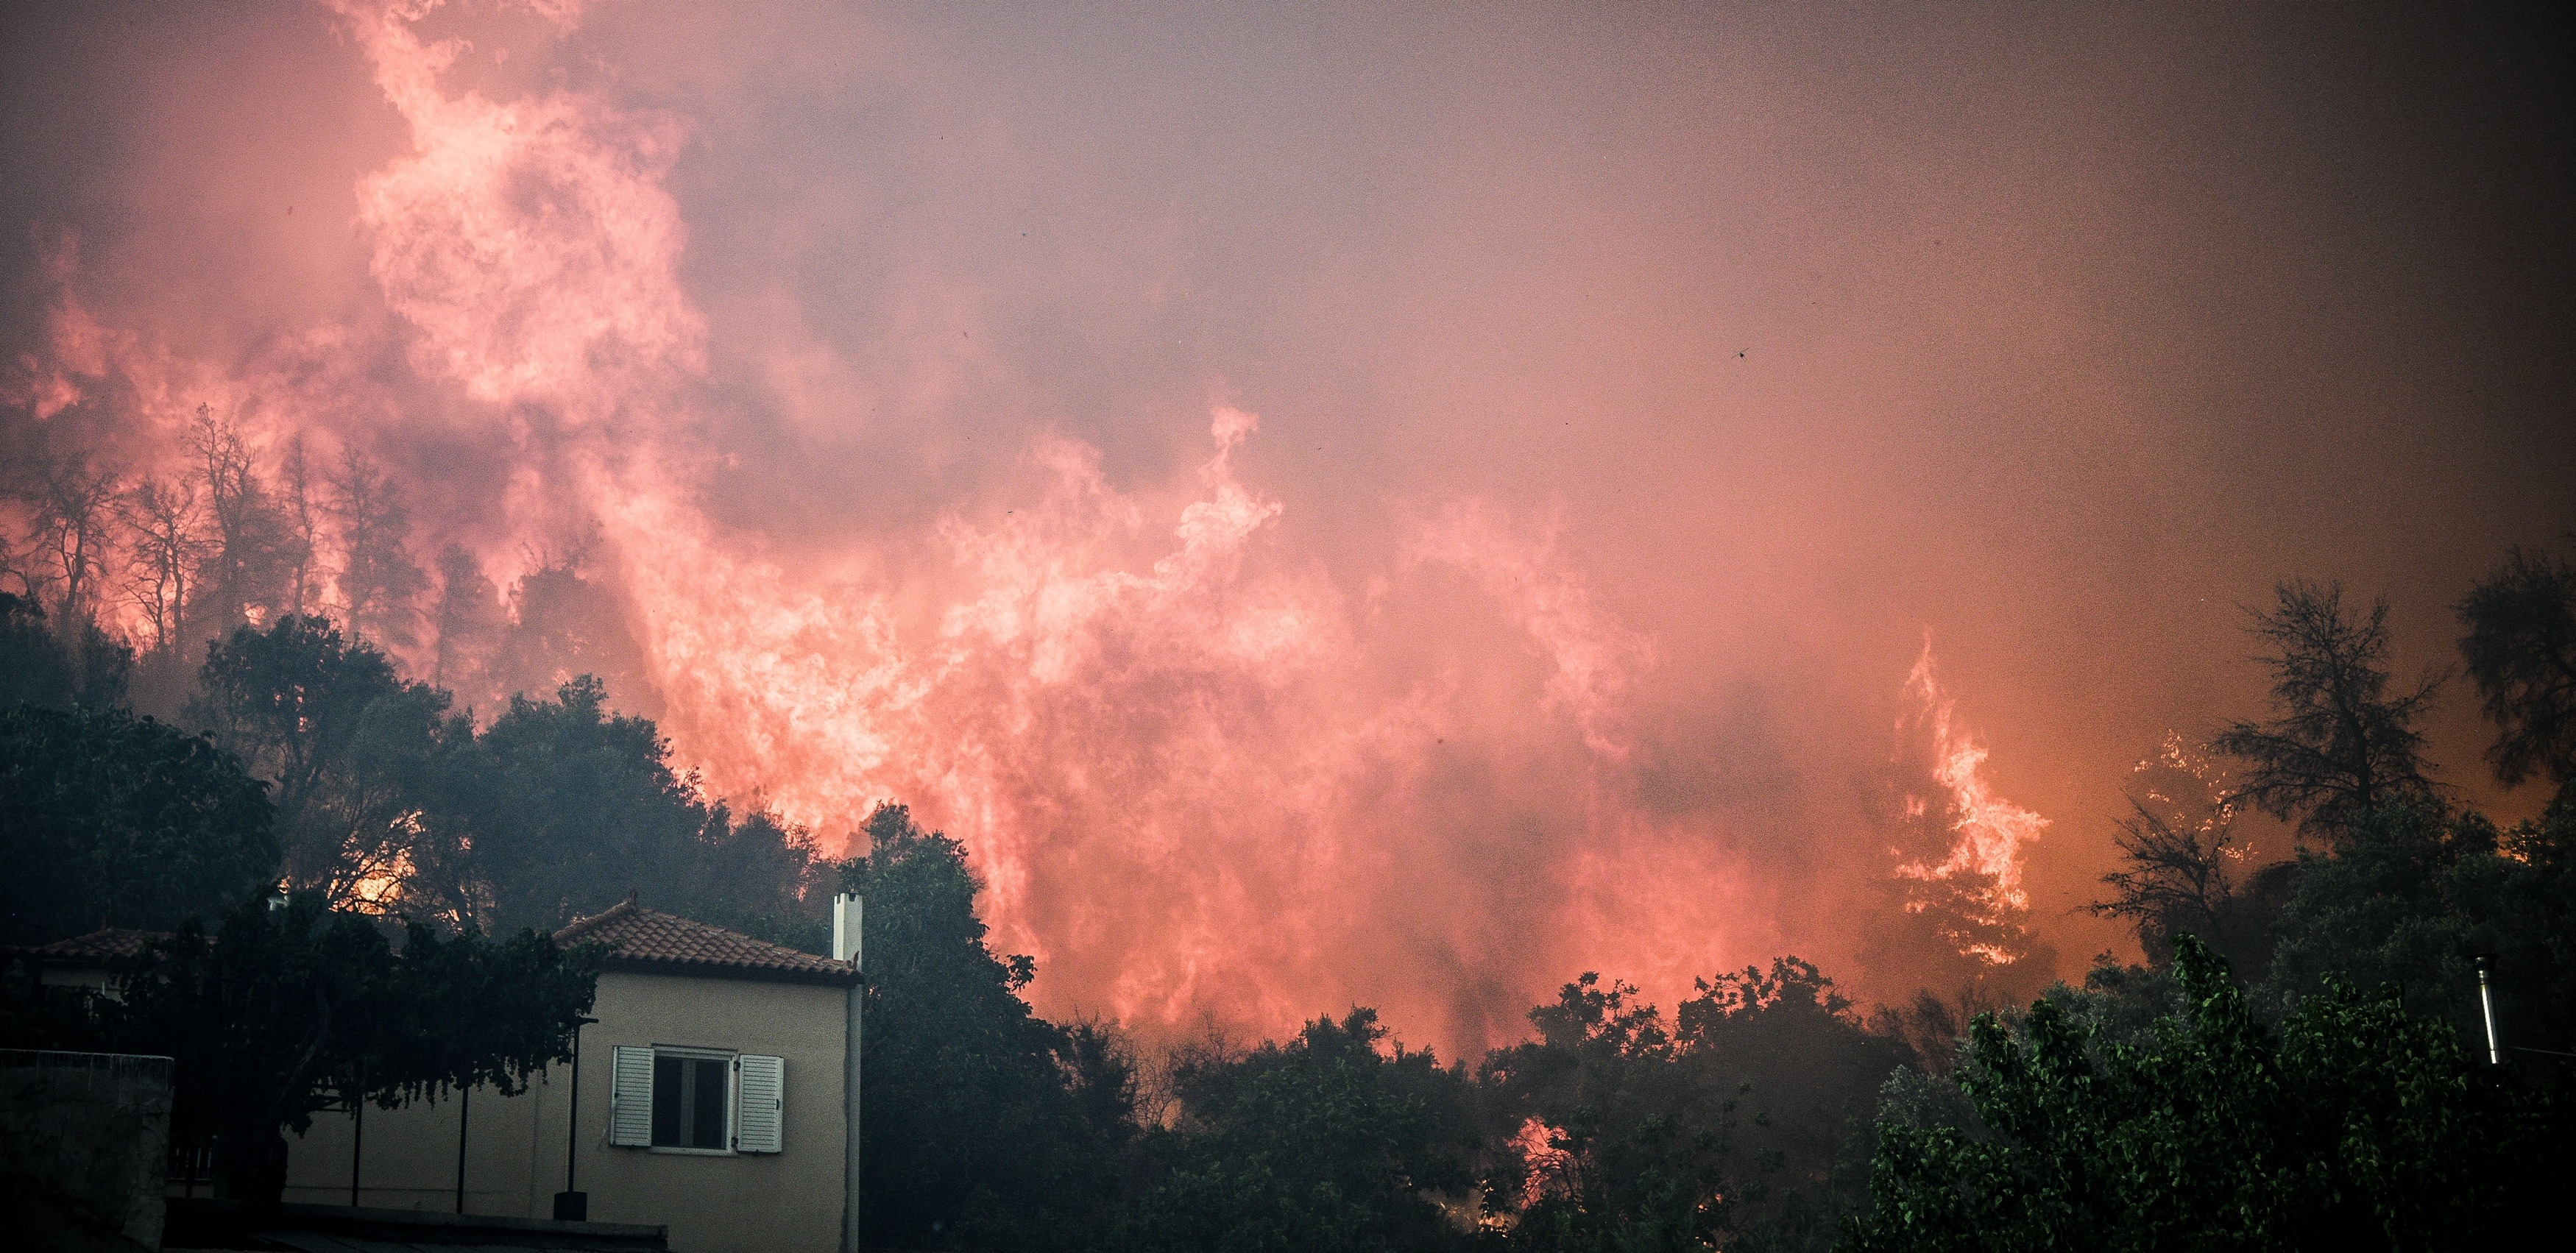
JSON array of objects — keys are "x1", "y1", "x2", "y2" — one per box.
[
  {"x1": 0, "y1": 1050, "x2": 172, "y2": 1253},
  {"x1": 283, "y1": 969, "x2": 850, "y2": 1253}
]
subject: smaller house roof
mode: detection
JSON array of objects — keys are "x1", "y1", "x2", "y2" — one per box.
[
  {"x1": 3, "y1": 928, "x2": 166, "y2": 966},
  {"x1": 555, "y1": 899, "x2": 857, "y2": 988}
]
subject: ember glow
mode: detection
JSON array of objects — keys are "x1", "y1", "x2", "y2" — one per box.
[{"x1": 4, "y1": 0, "x2": 2568, "y2": 1051}]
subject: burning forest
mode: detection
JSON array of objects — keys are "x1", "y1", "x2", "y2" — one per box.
[{"x1": 3, "y1": 2, "x2": 2572, "y2": 1249}]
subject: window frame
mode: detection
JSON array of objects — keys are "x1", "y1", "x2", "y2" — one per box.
[{"x1": 644, "y1": 1045, "x2": 739, "y2": 1157}]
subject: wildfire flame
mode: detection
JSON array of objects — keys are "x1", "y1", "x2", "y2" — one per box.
[
  {"x1": 1, "y1": 0, "x2": 2056, "y2": 1046},
  {"x1": 1893, "y1": 639, "x2": 2045, "y2": 962}
]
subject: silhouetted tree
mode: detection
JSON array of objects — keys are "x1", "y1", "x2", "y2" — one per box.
[
  {"x1": 187, "y1": 405, "x2": 295, "y2": 634},
  {"x1": 1124, "y1": 1008, "x2": 1476, "y2": 1253},
  {"x1": 10, "y1": 448, "x2": 121, "y2": 624},
  {"x1": 117, "y1": 475, "x2": 210, "y2": 664},
  {"x1": 327, "y1": 448, "x2": 426, "y2": 654},
  {"x1": 0, "y1": 702, "x2": 277, "y2": 944},
  {"x1": 1843, "y1": 936, "x2": 2566, "y2": 1252},
  {"x1": 427, "y1": 544, "x2": 506, "y2": 698},
  {"x1": 0, "y1": 592, "x2": 130, "y2": 711},
  {"x1": 96, "y1": 893, "x2": 598, "y2": 1208},
  {"x1": 2458, "y1": 544, "x2": 2576, "y2": 790},
  {"x1": 2212, "y1": 581, "x2": 2441, "y2": 842},
  {"x1": 849, "y1": 803, "x2": 1129, "y2": 1251},
  {"x1": 2259, "y1": 797, "x2": 2576, "y2": 1055},
  {"x1": 188, "y1": 615, "x2": 459, "y2": 909},
  {"x1": 280, "y1": 433, "x2": 320, "y2": 619}
]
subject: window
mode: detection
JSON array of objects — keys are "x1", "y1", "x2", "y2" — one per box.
[
  {"x1": 608, "y1": 1046, "x2": 786, "y2": 1154},
  {"x1": 652, "y1": 1053, "x2": 731, "y2": 1150}
]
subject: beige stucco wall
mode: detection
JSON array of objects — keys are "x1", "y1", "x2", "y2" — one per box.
[{"x1": 282, "y1": 968, "x2": 849, "y2": 1253}]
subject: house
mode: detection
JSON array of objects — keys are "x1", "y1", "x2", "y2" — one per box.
[
  {"x1": 280, "y1": 898, "x2": 863, "y2": 1253},
  {"x1": 11, "y1": 898, "x2": 865, "y2": 1253}
]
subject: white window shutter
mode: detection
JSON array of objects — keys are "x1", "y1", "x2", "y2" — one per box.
[
  {"x1": 735, "y1": 1054, "x2": 785, "y2": 1154},
  {"x1": 609, "y1": 1046, "x2": 654, "y2": 1147}
]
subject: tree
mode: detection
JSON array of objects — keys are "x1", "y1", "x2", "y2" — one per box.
[
  {"x1": 0, "y1": 703, "x2": 277, "y2": 944},
  {"x1": 280, "y1": 433, "x2": 320, "y2": 619},
  {"x1": 1841, "y1": 935, "x2": 2566, "y2": 1252},
  {"x1": 93, "y1": 892, "x2": 599, "y2": 1207},
  {"x1": 10, "y1": 449, "x2": 121, "y2": 625},
  {"x1": 487, "y1": 550, "x2": 659, "y2": 719},
  {"x1": 1482, "y1": 973, "x2": 1735, "y2": 1252},
  {"x1": 117, "y1": 475, "x2": 211, "y2": 666},
  {"x1": 2259, "y1": 797, "x2": 2576, "y2": 1056},
  {"x1": 0, "y1": 592, "x2": 130, "y2": 711},
  {"x1": 2211, "y1": 581, "x2": 2441, "y2": 842},
  {"x1": 2458, "y1": 544, "x2": 2576, "y2": 790},
  {"x1": 1125, "y1": 1008, "x2": 1476, "y2": 1253},
  {"x1": 450, "y1": 676, "x2": 715, "y2": 931},
  {"x1": 186, "y1": 405, "x2": 294, "y2": 635},
  {"x1": 327, "y1": 448, "x2": 426, "y2": 655},
  {"x1": 427, "y1": 544, "x2": 506, "y2": 698},
  {"x1": 848, "y1": 803, "x2": 1128, "y2": 1250},
  {"x1": 188, "y1": 615, "x2": 459, "y2": 909}
]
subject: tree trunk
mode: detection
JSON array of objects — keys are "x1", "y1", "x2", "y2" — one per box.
[{"x1": 213, "y1": 1118, "x2": 290, "y2": 1212}]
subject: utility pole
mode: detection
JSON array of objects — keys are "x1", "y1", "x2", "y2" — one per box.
[
  {"x1": 836, "y1": 893, "x2": 864, "y2": 1253},
  {"x1": 456, "y1": 1084, "x2": 470, "y2": 1213},
  {"x1": 2475, "y1": 955, "x2": 2502, "y2": 1065},
  {"x1": 556, "y1": 1015, "x2": 600, "y2": 1221}
]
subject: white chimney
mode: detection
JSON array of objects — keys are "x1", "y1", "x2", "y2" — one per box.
[{"x1": 832, "y1": 893, "x2": 863, "y2": 967}]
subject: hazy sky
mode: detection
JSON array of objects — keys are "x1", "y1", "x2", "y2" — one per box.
[{"x1": 4, "y1": 0, "x2": 2569, "y2": 1051}]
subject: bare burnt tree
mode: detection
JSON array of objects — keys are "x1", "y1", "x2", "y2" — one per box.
[
  {"x1": 2212, "y1": 579, "x2": 2442, "y2": 842},
  {"x1": 326, "y1": 447, "x2": 425, "y2": 652},
  {"x1": 2458, "y1": 544, "x2": 2576, "y2": 790},
  {"x1": 117, "y1": 475, "x2": 211, "y2": 658},
  {"x1": 15, "y1": 450, "x2": 124, "y2": 623},
  {"x1": 187, "y1": 404, "x2": 294, "y2": 633}
]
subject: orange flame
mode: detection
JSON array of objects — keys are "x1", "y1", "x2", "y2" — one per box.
[{"x1": 1893, "y1": 639, "x2": 2045, "y2": 962}]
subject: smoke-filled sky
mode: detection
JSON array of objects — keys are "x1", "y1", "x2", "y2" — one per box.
[{"x1": 4, "y1": 0, "x2": 2570, "y2": 1052}]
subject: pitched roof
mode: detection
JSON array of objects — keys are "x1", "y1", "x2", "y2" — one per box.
[
  {"x1": 7, "y1": 928, "x2": 166, "y2": 964},
  {"x1": 554, "y1": 899, "x2": 856, "y2": 987}
]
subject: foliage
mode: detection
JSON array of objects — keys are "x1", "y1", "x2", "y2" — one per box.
[
  {"x1": 1123, "y1": 1008, "x2": 1476, "y2": 1253},
  {"x1": 2260, "y1": 796, "x2": 2576, "y2": 1054},
  {"x1": 1843, "y1": 935, "x2": 2566, "y2": 1252},
  {"x1": 0, "y1": 590, "x2": 131, "y2": 711},
  {"x1": 0, "y1": 892, "x2": 601, "y2": 1208},
  {"x1": 446, "y1": 675, "x2": 827, "y2": 934},
  {"x1": 2457, "y1": 544, "x2": 2576, "y2": 787},
  {"x1": 1473, "y1": 960, "x2": 1904, "y2": 1253},
  {"x1": 188, "y1": 615, "x2": 461, "y2": 909},
  {"x1": 0, "y1": 702, "x2": 278, "y2": 944},
  {"x1": 2212, "y1": 580, "x2": 2442, "y2": 842},
  {"x1": 847, "y1": 803, "x2": 1127, "y2": 1250}
]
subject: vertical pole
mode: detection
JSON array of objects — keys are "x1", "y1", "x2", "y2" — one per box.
[
  {"x1": 567, "y1": 1023, "x2": 583, "y2": 1194},
  {"x1": 350, "y1": 1089, "x2": 362, "y2": 1207},
  {"x1": 2476, "y1": 956, "x2": 2502, "y2": 1065},
  {"x1": 838, "y1": 893, "x2": 863, "y2": 1253},
  {"x1": 456, "y1": 1084, "x2": 470, "y2": 1213}
]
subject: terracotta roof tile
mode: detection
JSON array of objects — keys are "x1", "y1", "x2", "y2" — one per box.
[
  {"x1": 554, "y1": 900, "x2": 856, "y2": 987},
  {"x1": 15, "y1": 928, "x2": 167, "y2": 962}
]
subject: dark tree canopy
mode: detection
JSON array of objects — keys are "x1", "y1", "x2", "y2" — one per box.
[
  {"x1": 0, "y1": 702, "x2": 277, "y2": 944},
  {"x1": 449, "y1": 675, "x2": 827, "y2": 937},
  {"x1": 848, "y1": 803, "x2": 1127, "y2": 1250},
  {"x1": 2212, "y1": 580, "x2": 2441, "y2": 842},
  {"x1": 1844, "y1": 936, "x2": 2567, "y2": 1253},
  {"x1": 1123, "y1": 1008, "x2": 1476, "y2": 1253},
  {"x1": 2457, "y1": 544, "x2": 2576, "y2": 789},
  {"x1": 0, "y1": 590, "x2": 131, "y2": 711},
  {"x1": 2, "y1": 892, "x2": 599, "y2": 1209},
  {"x1": 188, "y1": 614, "x2": 459, "y2": 906}
]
